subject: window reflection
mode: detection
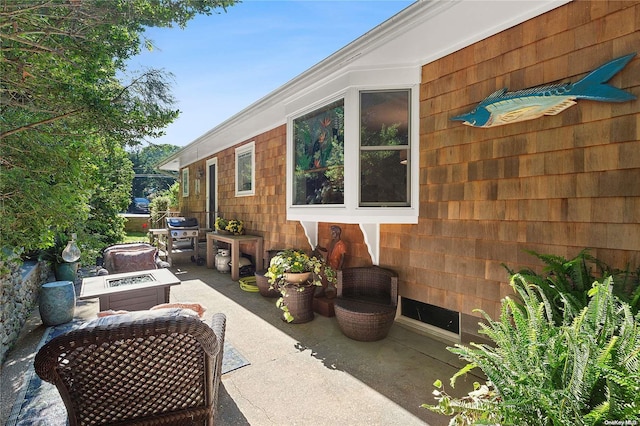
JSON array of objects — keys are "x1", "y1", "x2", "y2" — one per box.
[
  {"x1": 360, "y1": 90, "x2": 410, "y2": 206},
  {"x1": 293, "y1": 99, "x2": 344, "y2": 205}
]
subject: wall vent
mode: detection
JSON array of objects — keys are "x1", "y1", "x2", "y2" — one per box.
[{"x1": 400, "y1": 297, "x2": 460, "y2": 335}]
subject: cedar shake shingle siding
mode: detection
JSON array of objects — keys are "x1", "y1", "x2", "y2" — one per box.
[
  {"x1": 399, "y1": 0, "x2": 639, "y2": 337},
  {"x1": 177, "y1": 1, "x2": 639, "y2": 343}
]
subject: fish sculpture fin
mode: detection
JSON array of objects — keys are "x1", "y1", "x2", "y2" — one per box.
[
  {"x1": 483, "y1": 88, "x2": 508, "y2": 102},
  {"x1": 571, "y1": 53, "x2": 637, "y2": 102}
]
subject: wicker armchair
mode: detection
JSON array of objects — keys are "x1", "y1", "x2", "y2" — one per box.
[
  {"x1": 34, "y1": 310, "x2": 226, "y2": 426},
  {"x1": 334, "y1": 266, "x2": 398, "y2": 341}
]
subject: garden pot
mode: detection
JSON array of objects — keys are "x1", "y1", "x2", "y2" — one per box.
[
  {"x1": 283, "y1": 271, "x2": 311, "y2": 284},
  {"x1": 255, "y1": 271, "x2": 280, "y2": 297},
  {"x1": 54, "y1": 261, "x2": 78, "y2": 282},
  {"x1": 281, "y1": 283, "x2": 315, "y2": 323},
  {"x1": 39, "y1": 280, "x2": 76, "y2": 326}
]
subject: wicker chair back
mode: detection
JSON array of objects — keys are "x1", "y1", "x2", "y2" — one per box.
[
  {"x1": 336, "y1": 266, "x2": 398, "y2": 305},
  {"x1": 34, "y1": 312, "x2": 226, "y2": 426}
]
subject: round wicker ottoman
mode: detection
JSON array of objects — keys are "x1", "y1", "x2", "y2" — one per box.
[{"x1": 334, "y1": 298, "x2": 397, "y2": 341}]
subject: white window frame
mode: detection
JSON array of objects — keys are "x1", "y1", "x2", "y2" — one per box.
[
  {"x1": 359, "y1": 89, "x2": 412, "y2": 208},
  {"x1": 235, "y1": 141, "x2": 255, "y2": 197},
  {"x1": 286, "y1": 84, "x2": 419, "y2": 225},
  {"x1": 182, "y1": 168, "x2": 189, "y2": 197}
]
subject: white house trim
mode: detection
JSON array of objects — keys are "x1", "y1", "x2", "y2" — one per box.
[{"x1": 158, "y1": 0, "x2": 569, "y2": 172}]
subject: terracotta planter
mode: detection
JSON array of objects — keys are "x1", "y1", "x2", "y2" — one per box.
[
  {"x1": 280, "y1": 283, "x2": 315, "y2": 323},
  {"x1": 283, "y1": 271, "x2": 311, "y2": 284}
]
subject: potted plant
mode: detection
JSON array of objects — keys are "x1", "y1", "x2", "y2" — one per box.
[
  {"x1": 214, "y1": 217, "x2": 229, "y2": 233},
  {"x1": 39, "y1": 233, "x2": 81, "y2": 282},
  {"x1": 215, "y1": 217, "x2": 244, "y2": 235},
  {"x1": 226, "y1": 219, "x2": 244, "y2": 235},
  {"x1": 265, "y1": 249, "x2": 335, "y2": 323}
]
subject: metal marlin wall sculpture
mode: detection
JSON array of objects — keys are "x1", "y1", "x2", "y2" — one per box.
[{"x1": 451, "y1": 53, "x2": 636, "y2": 128}]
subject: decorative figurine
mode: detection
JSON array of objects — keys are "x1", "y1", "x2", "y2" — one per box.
[
  {"x1": 451, "y1": 53, "x2": 636, "y2": 128},
  {"x1": 314, "y1": 225, "x2": 347, "y2": 298}
]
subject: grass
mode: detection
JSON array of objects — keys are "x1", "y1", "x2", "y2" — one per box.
[{"x1": 121, "y1": 231, "x2": 149, "y2": 244}]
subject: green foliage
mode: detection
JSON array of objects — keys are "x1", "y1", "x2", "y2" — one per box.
[
  {"x1": 121, "y1": 232, "x2": 149, "y2": 244},
  {"x1": 1, "y1": 0, "x2": 236, "y2": 254},
  {"x1": 504, "y1": 249, "x2": 640, "y2": 320},
  {"x1": 2, "y1": 1, "x2": 237, "y2": 141},
  {"x1": 1, "y1": 130, "x2": 93, "y2": 253},
  {"x1": 214, "y1": 216, "x2": 228, "y2": 231},
  {"x1": 214, "y1": 216, "x2": 243, "y2": 234},
  {"x1": 149, "y1": 195, "x2": 172, "y2": 227},
  {"x1": 266, "y1": 249, "x2": 336, "y2": 323},
  {"x1": 82, "y1": 142, "x2": 134, "y2": 252},
  {"x1": 292, "y1": 101, "x2": 344, "y2": 205},
  {"x1": 167, "y1": 181, "x2": 180, "y2": 207},
  {"x1": 265, "y1": 249, "x2": 332, "y2": 286},
  {"x1": 129, "y1": 144, "x2": 179, "y2": 197},
  {"x1": 146, "y1": 175, "x2": 179, "y2": 227},
  {"x1": 424, "y1": 276, "x2": 640, "y2": 425},
  {"x1": 359, "y1": 123, "x2": 410, "y2": 204}
]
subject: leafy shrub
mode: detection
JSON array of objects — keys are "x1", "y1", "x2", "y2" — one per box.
[
  {"x1": 149, "y1": 184, "x2": 179, "y2": 228},
  {"x1": 167, "y1": 181, "x2": 180, "y2": 207},
  {"x1": 424, "y1": 276, "x2": 640, "y2": 425},
  {"x1": 504, "y1": 249, "x2": 640, "y2": 321},
  {"x1": 149, "y1": 195, "x2": 172, "y2": 228}
]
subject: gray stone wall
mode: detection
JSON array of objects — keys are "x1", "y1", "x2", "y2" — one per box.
[{"x1": 0, "y1": 256, "x2": 51, "y2": 364}]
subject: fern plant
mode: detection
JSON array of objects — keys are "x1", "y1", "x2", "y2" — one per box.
[
  {"x1": 504, "y1": 249, "x2": 640, "y2": 322},
  {"x1": 424, "y1": 276, "x2": 640, "y2": 425}
]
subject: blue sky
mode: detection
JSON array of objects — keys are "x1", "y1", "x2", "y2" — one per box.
[{"x1": 129, "y1": 0, "x2": 414, "y2": 147}]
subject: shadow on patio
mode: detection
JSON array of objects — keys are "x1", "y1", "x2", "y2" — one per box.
[{"x1": 1, "y1": 263, "x2": 482, "y2": 426}]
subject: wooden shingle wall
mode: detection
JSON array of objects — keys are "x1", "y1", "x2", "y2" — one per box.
[
  {"x1": 384, "y1": 0, "x2": 640, "y2": 338},
  {"x1": 182, "y1": 127, "x2": 373, "y2": 269},
  {"x1": 180, "y1": 0, "x2": 638, "y2": 343}
]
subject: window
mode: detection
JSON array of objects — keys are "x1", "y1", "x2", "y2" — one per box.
[
  {"x1": 182, "y1": 168, "x2": 189, "y2": 197},
  {"x1": 287, "y1": 86, "x2": 418, "y2": 225},
  {"x1": 235, "y1": 142, "x2": 255, "y2": 196},
  {"x1": 292, "y1": 99, "x2": 344, "y2": 205},
  {"x1": 360, "y1": 90, "x2": 410, "y2": 207}
]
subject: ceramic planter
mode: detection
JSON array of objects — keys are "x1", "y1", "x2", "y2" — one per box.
[
  {"x1": 283, "y1": 271, "x2": 311, "y2": 284},
  {"x1": 54, "y1": 261, "x2": 78, "y2": 282}
]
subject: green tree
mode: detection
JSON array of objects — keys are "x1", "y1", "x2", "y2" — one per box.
[
  {"x1": 0, "y1": 0, "x2": 237, "y2": 255},
  {"x1": 129, "y1": 144, "x2": 180, "y2": 198},
  {"x1": 84, "y1": 141, "x2": 134, "y2": 250}
]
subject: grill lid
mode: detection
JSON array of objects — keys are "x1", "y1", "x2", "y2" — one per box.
[{"x1": 167, "y1": 217, "x2": 198, "y2": 228}]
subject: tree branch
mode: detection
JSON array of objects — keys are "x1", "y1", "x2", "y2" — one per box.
[{"x1": 0, "y1": 108, "x2": 83, "y2": 138}]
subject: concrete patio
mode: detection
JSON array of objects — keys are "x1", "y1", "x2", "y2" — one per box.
[{"x1": 1, "y1": 263, "x2": 482, "y2": 425}]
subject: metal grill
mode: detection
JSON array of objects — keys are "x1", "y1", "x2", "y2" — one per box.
[{"x1": 167, "y1": 217, "x2": 199, "y2": 238}]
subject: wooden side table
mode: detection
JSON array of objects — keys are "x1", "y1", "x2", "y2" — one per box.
[{"x1": 206, "y1": 233, "x2": 264, "y2": 281}]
